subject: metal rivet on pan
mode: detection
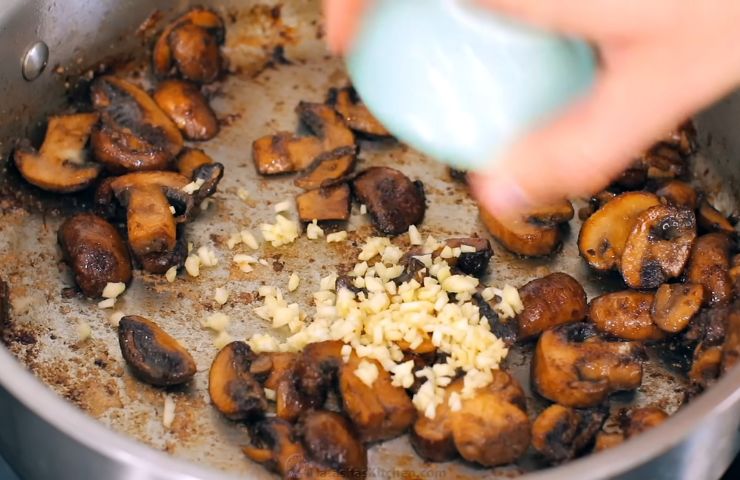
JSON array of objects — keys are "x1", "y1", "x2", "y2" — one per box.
[{"x1": 21, "y1": 41, "x2": 49, "y2": 81}]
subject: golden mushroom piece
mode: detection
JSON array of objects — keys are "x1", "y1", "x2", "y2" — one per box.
[
  {"x1": 533, "y1": 323, "x2": 644, "y2": 408},
  {"x1": 531, "y1": 405, "x2": 607, "y2": 463},
  {"x1": 90, "y1": 76, "x2": 184, "y2": 172},
  {"x1": 153, "y1": 80, "x2": 219, "y2": 141},
  {"x1": 686, "y1": 233, "x2": 733, "y2": 307},
  {"x1": 327, "y1": 86, "x2": 391, "y2": 137},
  {"x1": 353, "y1": 167, "x2": 427, "y2": 235},
  {"x1": 14, "y1": 113, "x2": 102, "y2": 193},
  {"x1": 208, "y1": 341, "x2": 268, "y2": 421},
  {"x1": 117, "y1": 315, "x2": 196, "y2": 387},
  {"x1": 589, "y1": 290, "x2": 665, "y2": 341},
  {"x1": 516, "y1": 272, "x2": 587, "y2": 341},
  {"x1": 651, "y1": 283, "x2": 704, "y2": 333}
]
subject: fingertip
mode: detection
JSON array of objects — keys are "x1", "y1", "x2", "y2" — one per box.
[
  {"x1": 469, "y1": 170, "x2": 534, "y2": 220},
  {"x1": 323, "y1": 0, "x2": 369, "y2": 54}
]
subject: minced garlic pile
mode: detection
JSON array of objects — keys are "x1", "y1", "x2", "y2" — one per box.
[{"x1": 247, "y1": 233, "x2": 523, "y2": 419}]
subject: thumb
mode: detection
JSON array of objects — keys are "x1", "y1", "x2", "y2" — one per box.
[{"x1": 469, "y1": 47, "x2": 712, "y2": 217}]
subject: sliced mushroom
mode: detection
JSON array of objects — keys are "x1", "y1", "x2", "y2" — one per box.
[
  {"x1": 473, "y1": 294, "x2": 519, "y2": 347},
  {"x1": 620, "y1": 205, "x2": 696, "y2": 289},
  {"x1": 656, "y1": 180, "x2": 698, "y2": 209},
  {"x1": 532, "y1": 322, "x2": 644, "y2": 407},
  {"x1": 91, "y1": 76, "x2": 183, "y2": 172},
  {"x1": 327, "y1": 86, "x2": 391, "y2": 137},
  {"x1": 449, "y1": 371, "x2": 530, "y2": 467},
  {"x1": 623, "y1": 407, "x2": 669, "y2": 438},
  {"x1": 117, "y1": 315, "x2": 196, "y2": 386},
  {"x1": 578, "y1": 192, "x2": 661, "y2": 271},
  {"x1": 516, "y1": 272, "x2": 587, "y2": 341},
  {"x1": 721, "y1": 302, "x2": 740, "y2": 374},
  {"x1": 153, "y1": 80, "x2": 219, "y2": 141},
  {"x1": 294, "y1": 146, "x2": 356, "y2": 190},
  {"x1": 651, "y1": 283, "x2": 704, "y2": 333},
  {"x1": 663, "y1": 121, "x2": 697, "y2": 156},
  {"x1": 526, "y1": 199, "x2": 576, "y2": 226},
  {"x1": 613, "y1": 163, "x2": 647, "y2": 190},
  {"x1": 642, "y1": 143, "x2": 686, "y2": 179},
  {"x1": 175, "y1": 147, "x2": 213, "y2": 179},
  {"x1": 686, "y1": 233, "x2": 733, "y2": 306},
  {"x1": 437, "y1": 238, "x2": 493, "y2": 277},
  {"x1": 296, "y1": 102, "x2": 356, "y2": 152},
  {"x1": 14, "y1": 113, "x2": 102, "y2": 193},
  {"x1": 531, "y1": 405, "x2": 606, "y2": 463},
  {"x1": 690, "y1": 344, "x2": 723, "y2": 389},
  {"x1": 480, "y1": 210, "x2": 560, "y2": 257},
  {"x1": 338, "y1": 354, "x2": 416, "y2": 442},
  {"x1": 252, "y1": 132, "x2": 323, "y2": 175},
  {"x1": 352, "y1": 167, "x2": 426, "y2": 235},
  {"x1": 589, "y1": 291, "x2": 665, "y2": 341},
  {"x1": 58, "y1": 213, "x2": 132, "y2": 298},
  {"x1": 697, "y1": 200, "x2": 735, "y2": 235},
  {"x1": 296, "y1": 411, "x2": 368, "y2": 479},
  {"x1": 409, "y1": 381, "x2": 459, "y2": 463},
  {"x1": 296, "y1": 184, "x2": 351, "y2": 223},
  {"x1": 243, "y1": 419, "x2": 344, "y2": 480},
  {"x1": 153, "y1": 8, "x2": 225, "y2": 81},
  {"x1": 593, "y1": 432, "x2": 624, "y2": 452},
  {"x1": 208, "y1": 341, "x2": 268, "y2": 420},
  {"x1": 250, "y1": 352, "x2": 314, "y2": 422}
]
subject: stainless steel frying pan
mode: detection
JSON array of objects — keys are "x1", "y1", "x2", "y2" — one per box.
[{"x1": 0, "y1": 1, "x2": 738, "y2": 479}]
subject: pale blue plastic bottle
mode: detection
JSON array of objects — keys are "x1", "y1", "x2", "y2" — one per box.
[{"x1": 347, "y1": 0, "x2": 597, "y2": 170}]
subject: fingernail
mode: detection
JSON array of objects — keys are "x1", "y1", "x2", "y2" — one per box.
[{"x1": 471, "y1": 173, "x2": 532, "y2": 219}]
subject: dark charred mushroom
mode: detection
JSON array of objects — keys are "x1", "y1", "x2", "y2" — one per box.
[
  {"x1": 253, "y1": 132, "x2": 323, "y2": 175},
  {"x1": 208, "y1": 341, "x2": 268, "y2": 420},
  {"x1": 297, "y1": 411, "x2": 368, "y2": 479},
  {"x1": 686, "y1": 233, "x2": 733, "y2": 306},
  {"x1": 662, "y1": 121, "x2": 697, "y2": 156},
  {"x1": 619, "y1": 205, "x2": 696, "y2": 289},
  {"x1": 696, "y1": 200, "x2": 735, "y2": 235},
  {"x1": 327, "y1": 86, "x2": 391, "y2": 137},
  {"x1": 479, "y1": 202, "x2": 571, "y2": 257},
  {"x1": 651, "y1": 283, "x2": 704, "y2": 333},
  {"x1": 642, "y1": 144, "x2": 686, "y2": 179},
  {"x1": 437, "y1": 238, "x2": 493, "y2": 277},
  {"x1": 243, "y1": 419, "x2": 344, "y2": 480},
  {"x1": 153, "y1": 80, "x2": 219, "y2": 141},
  {"x1": 656, "y1": 180, "x2": 698, "y2": 209},
  {"x1": 58, "y1": 213, "x2": 132, "y2": 298},
  {"x1": 152, "y1": 8, "x2": 225, "y2": 82},
  {"x1": 411, "y1": 371, "x2": 530, "y2": 467},
  {"x1": 175, "y1": 147, "x2": 213, "y2": 179},
  {"x1": 294, "y1": 340, "x2": 345, "y2": 406},
  {"x1": 516, "y1": 272, "x2": 587, "y2": 341},
  {"x1": 352, "y1": 167, "x2": 426, "y2": 235},
  {"x1": 578, "y1": 192, "x2": 661, "y2": 272},
  {"x1": 90, "y1": 76, "x2": 184, "y2": 172},
  {"x1": 532, "y1": 323, "x2": 644, "y2": 407},
  {"x1": 296, "y1": 102, "x2": 356, "y2": 152},
  {"x1": 613, "y1": 162, "x2": 648, "y2": 190},
  {"x1": 117, "y1": 315, "x2": 196, "y2": 386},
  {"x1": 250, "y1": 351, "x2": 314, "y2": 422},
  {"x1": 296, "y1": 184, "x2": 351, "y2": 223},
  {"x1": 589, "y1": 291, "x2": 665, "y2": 341},
  {"x1": 294, "y1": 146, "x2": 356, "y2": 190},
  {"x1": 531, "y1": 405, "x2": 607, "y2": 463},
  {"x1": 14, "y1": 113, "x2": 102, "y2": 193}
]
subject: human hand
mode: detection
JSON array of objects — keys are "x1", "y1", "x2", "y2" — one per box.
[{"x1": 324, "y1": 0, "x2": 740, "y2": 216}]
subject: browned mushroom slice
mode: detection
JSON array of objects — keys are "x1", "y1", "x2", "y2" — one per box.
[
  {"x1": 58, "y1": 213, "x2": 132, "y2": 298},
  {"x1": 296, "y1": 102, "x2": 356, "y2": 152},
  {"x1": 250, "y1": 352, "x2": 299, "y2": 390},
  {"x1": 175, "y1": 148, "x2": 213, "y2": 179},
  {"x1": 253, "y1": 132, "x2": 323, "y2": 176},
  {"x1": 327, "y1": 86, "x2": 390, "y2": 137},
  {"x1": 642, "y1": 143, "x2": 686, "y2": 179},
  {"x1": 250, "y1": 352, "x2": 314, "y2": 422},
  {"x1": 623, "y1": 407, "x2": 669, "y2": 438},
  {"x1": 118, "y1": 315, "x2": 196, "y2": 386},
  {"x1": 90, "y1": 76, "x2": 183, "y2": 172},
  {"x1": 533, "y1": 322, "x2": 644, "y2": 407},
  {"x1": 296, "y1": 184, "x2": 351, "y2": 223},
  {"x1": 656, "y1": 180, "x2": 698, "y2": 209},
  {"x1": 651, "y1": 283, "x2": 704, "y2": 333},
  {"x1": 589, "y1": 291, "x2": 665, "y2": 341},
  {"x1": 516, "y1": 272, "x2": 587, "y2": 341},
  {"x1": 294, "y1": 340, "x2": 345, "y2": 405},
  {"x1": 697, "y1": 200, "x2": 735, "y2": 235},
  {"x1": 353, "y1": 167, "x2": 426, "y2": 235},
  {"x1": 690, "y1": 343, "x2": 723, "y2": 389},
  {"x1": 578, "y1": 192, "x2": 662, "y2": 271},
  {"x1": 730, "y1": 254, "x2": 740, "y2": 296},
  {"x1": 294, "y1": 147, "x2": 356, "y2": 190},
  {"x1": 152, "y1": 7, "x2": 224, "y2": 80},
  {"x1": 209, "y1": 341, "x2": 268, "y2": 420},
  {"x1": 190, "y1": 161, "x2": 225, "y2": 205},
  {"x1": 663, "y1": 121, "x2": 697, "y2": 156},
  {"x1": 244, "y1": 419, "x2": 344, "y2": 480},
  {"x1": 526, "y1": 199, "x2": 575, "y2": 226},
  {"x1": 593, "y1": 432, "x2": 624, "y2": 452},
  {"x1": 686, "y1": 233, "x2": 733, "y2": 306},
  {"x1": 480, "y1": 207, "x2": 560, "y2": 257},
  {"x1": 620, "y1": 205, "x2": 696, "y2": 289},
  {"x1": 297, "y1": 411, "x2": 368, "y2": 479},
  {"x1": 613, "y1": 162, "x2": 647, "y2": 190},
  {"x1": 721, "y1": 303, "x2": 740, "y2": 374},
  {"x1": 168, "y1": 23, "x2": 222, "y2": 84},
  {"x1": 473, "y1": 294, "x2": 519, "y2": 347},
  {"x1": 531, "y1": 405, "x2": 607, "y2": 463},
  {"x1": 14, "y1": 113, "x2": 101, "y2": 193},
  {"x1": 449, "y1": 371, "x2": 531, "y2": 467},
  {"x1": 338, "y1": 354, "x2": 416, "y2": 442},
  {"x1": 409, "y1": 381, "x2": 459, "y2": 463},
  {"x1": 153, "y1": 80, "x2": 219, "y2": 141},
  {"x1": 438, "y1": 238, "x2": 493, "y2": 277}
]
